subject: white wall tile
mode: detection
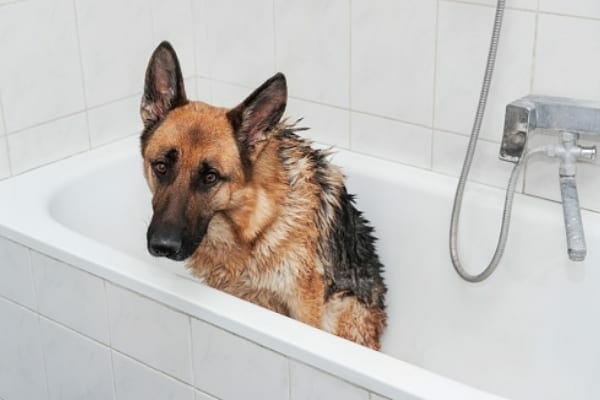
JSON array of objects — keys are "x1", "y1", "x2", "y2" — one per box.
[
  {"x1": 370, "y1": 394, "x2": 392, "y2": 400},
  {"x1": 31, "y1": 252, "x2": 109, "y2": 344},
  {"x1": 539, "y1": 0, "x2": 600, "y2": 20},
  {"x1": 524, "y1": 153, "x2": 600, "y2": 212},
  {"x1": 432, "y1": 131, "x2": 516, "y2": 189},
  {"x1": 151, "y1": 0, "x2": 196, "y2": 78},
  {"x1": 456, "y1": 0, "x2": 538, "y2": 10},
  {"x1": 0, "y1": 137, "x2": 10, "y2": 179},
  {"x1": 113, "y1": 352, "x2": 194, "y2": 400},
  {"x1": 351, "y1": 0, "x2": 436, "y2": 126},
  {"x1": 210, "y1": 81, "x2": 251, "y2": 108},
  {"x1": 287, "y1": 98, "x2": 350, "y2": 148},
  {"x1": 0, "y1": 0, "x2": 85, "y2": 132},
  {"x1": 88, "y1": 95, "x2": 141, "y2": 147},
  {"x1": 7, "y1": 113, "x2": 89, "y2": 175},
  {"x1": 191, "y1": 318, "x2": 289, "y2": 400},
  {"x1": 0, "y1": 298, "x2": 47, "y2": 400},
  {"x1": 40, "y1": 318, "x2": 113, "y2": 400},
  {"x1": 76, "y1": 0, "x2": 154, "y2": 107},
  {"x1": 107, "y1": 284, "x2": 192, "y2": 383},
  {"x1": 275, "y1": 0, "x2": 350, "y2": 108},
  {"x1": 0, "y1": 237, "x2": 35, "y2": 308},
  {"x1": 192, "y1": 0, "x2": 211, "y2": 78},
  {"x1": 533, "y1": 14, "x2": 600, "y2": 103},
  {"x1": 195, "y1": 390, "x2": 219, "y2": 400},
  {"x1": 204, "y1": 0, "x2": 275, "y2": 87},
  {"x1": 351, "y1": 112, "x2": 432, "y2": 169},
  {"x1": 290, "y1": 361, "x2": 369, "y2": 400},
  {"x1": 0, "y1": 99, "x2": 5, "y2": 137},
  {"x1": 434, "y1": 3, "x2": 536, "y2": 141},
  {"x1": 196, "y1": 78, "x2": 213, "y2": 104}
]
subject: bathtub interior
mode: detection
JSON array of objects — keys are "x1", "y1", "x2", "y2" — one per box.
[{"x1": 44, "y1": 137, "x2": 600, "y2": 400}]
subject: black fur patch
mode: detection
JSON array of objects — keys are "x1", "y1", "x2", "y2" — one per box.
[
  {"x1": 324, "y1": 189, "x2": 386, "y2": 309},
  {"x1": 275, "y1": 128, "x2": 386, "y2": 310}
]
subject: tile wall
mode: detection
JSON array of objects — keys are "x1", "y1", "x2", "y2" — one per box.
[
  {"x1": 0, "y1": 234, "x2": 392, "y2": 400},
  {"x1": 0, "y1": 0, "x2": 598, "y2": 212}
]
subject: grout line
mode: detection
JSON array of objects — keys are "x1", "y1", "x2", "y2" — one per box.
[
  {"x1": 436, "y1": 128, "x2": 502, "y2": 144},
  {"x1": 26, "y1": 248, "x2": 38, "y2": 311},
  {"x1": 103, "y1": 280, "x2": 119, "y2": 400},
  {"x1": 523, "y1": 0, "x2": 541, "y2": 194},
  {"x1": 148, "y1": 0, "x2": 157, "y2": 44},
  {"x1": 537, "y1": 9, "x2": 600, "y2": 23},
  {"x1": 0, "y1": 94, "x2": 14, "y2": 176},
  {"x1": 290, "y1": 357, "x2": 374, "y2": 396},
  {"x1": 111, "y1": 349, "x2": 200, "y2": 396},
  {"x1": 25, "y1": 249, "x2": 51, "y2": 400},
  {"x1": 430, "y1": 0, "x2": 441, "y2": 170},
  {"x1": 1, "y1": 135, "x2": 11, "y2": 178},
  {"x1": 203, "y1": 0, "x2": 212, "y2": 80},
  {"x1": 348, "y1": 0, "x2": 353, "y2": 149},
  {"x1": 272, "y1": 0, "x2": 277, "y2": 73},
  {"x1": 38, "y1": 311, "x2": 197, "y2": 390},
  {"x1": 188, "y1": 316, "x2": 197, "y2": 388},
  {"x1": 37, "y1": 313, "x2": 52, "y2": 400},
  {"x1": 7, "y1": 145, "x2": 91, "y2": 177},
  {"x1": 349, "y1": 109, "x2": 442, "y2": 131},
  {"x1": 32, "y1": 303, "x2": 199, "y2": 391},
  {"x1": 4, "y1": 92, "x2": 141, "y2": 138},
  {"x1": 71, "y1": 0, "x2": 92, "y2": 149},
  {"x1": 5, "y1": 109, "x2": 86, "y2": 136},
  {"x1": 88, "y1": 92, "x2": 142, "y2": 111},
  {"x1": 189, "y1": 0, "x2": 199, "y2": 81},
  {"x1": 287, "y1": 358, "x2": 293, "y2": 399},
  {"x1": 442, "y1": 0, "x2": 600, "y2": 22},
  {"x1": 529, "y1": 1, "x2": 540, "y2": 93},
  {"x1": 440, "y1": 0, "x2": 536, "y2": 13}
]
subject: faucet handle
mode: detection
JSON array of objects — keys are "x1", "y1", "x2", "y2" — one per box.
[{"x1": 578, "y1": 145, "x2": 597, "y2": 161}]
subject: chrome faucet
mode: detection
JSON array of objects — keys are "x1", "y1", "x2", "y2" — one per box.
[
  {"x1": 500, "y1": 96, "x2": 598, "y2": 261},
  {"x1": 547, "y1": 131, "x2": 596, "y2": 261}
]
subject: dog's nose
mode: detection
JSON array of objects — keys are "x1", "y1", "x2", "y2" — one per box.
[{"x1": 148, "y1": 230, "x2": 182, "y2": 258}]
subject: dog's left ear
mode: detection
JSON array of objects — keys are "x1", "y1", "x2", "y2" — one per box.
[
  {"x1": 140, "y1": 41, "x2": 187, "y2": 129},
  {"x1": 227, "y1": 73, "x2": 287, "y2": 152}
]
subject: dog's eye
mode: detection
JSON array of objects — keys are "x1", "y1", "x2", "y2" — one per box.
[
  {"x1": 202, "y1": 171, "x2": 219, "y2": 186},
  {"x1": 153, "y1": 162, "x2": 168, "y2": 175}
]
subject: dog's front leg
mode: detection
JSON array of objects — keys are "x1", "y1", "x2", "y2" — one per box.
[{"x1": 288, "y1": 268, "x2": 325, "y2": 329}]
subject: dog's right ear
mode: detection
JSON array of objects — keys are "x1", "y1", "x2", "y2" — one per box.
[
  {"x1": 227, "y1": 73, "x2": 287, "y2": 147},
  {"x1": 140, "y1": 41, "x2": 187, "y2": 129}
]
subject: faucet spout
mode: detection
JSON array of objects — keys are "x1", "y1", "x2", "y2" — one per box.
[
  {"x1": 555, "y1": 131, "x2": 596, "y2": 262},
  {"x1": 559, "y1": 176, "x2": 586, "y2": 261}
]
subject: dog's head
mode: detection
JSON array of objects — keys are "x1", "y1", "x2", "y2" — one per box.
[{"x1": 140, "y1": 41, "x2": 287, "y2": 261}]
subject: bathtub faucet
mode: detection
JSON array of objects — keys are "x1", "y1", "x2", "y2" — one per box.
[
  {"x1": 545, "y1": 131, "x2": 596, "y2": 261},
  {"x1": 500, "y1": 96, "x2": 599, "y2": 261}
]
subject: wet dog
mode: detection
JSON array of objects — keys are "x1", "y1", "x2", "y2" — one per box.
[{"x1": 140, "y1": 41, "x2": 386, "y2": 349}]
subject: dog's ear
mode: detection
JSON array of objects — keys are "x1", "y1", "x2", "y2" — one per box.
[
  {"x1": 227, "y1": 73, "x2": 287, "y2": 151},
  {"x1": 140, "y1": 41, "x2": 187, "y2": 128}
]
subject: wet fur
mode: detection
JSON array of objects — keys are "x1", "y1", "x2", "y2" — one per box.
[{"x1": 141, "y1": 42, "x2": 387, "y2": 349}]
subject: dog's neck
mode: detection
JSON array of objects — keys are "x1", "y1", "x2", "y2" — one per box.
[{"x1": 222, "y1": 138, "x2": 290, "y2": 244}]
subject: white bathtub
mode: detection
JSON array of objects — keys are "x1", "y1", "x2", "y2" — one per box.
[{"x1": 0, "y1": 135, "x2": 599, "y2": 400}]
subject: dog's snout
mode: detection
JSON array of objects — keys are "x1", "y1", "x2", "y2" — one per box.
[{"x1": 148, "y1": 227, "x2": 182, "y2": 259}]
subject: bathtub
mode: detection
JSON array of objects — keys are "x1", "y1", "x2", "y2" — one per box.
[{"x1": 0, "y1": 135, "x2": 599, "y2": 400}]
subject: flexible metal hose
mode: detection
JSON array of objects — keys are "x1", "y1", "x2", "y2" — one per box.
[{"x1": 449, "y1": 0, "x2": 509, "y2": 282}]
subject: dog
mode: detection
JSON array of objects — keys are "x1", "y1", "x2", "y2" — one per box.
[{"x1": 140, "y1": 41, "x2": 387, "y2": 350}]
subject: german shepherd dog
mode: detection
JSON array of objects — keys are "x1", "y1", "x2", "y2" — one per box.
[{"x1": 140, "y1": 42, "x2": 387, "y2": 349}]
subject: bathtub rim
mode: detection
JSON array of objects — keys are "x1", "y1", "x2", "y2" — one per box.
[{"x1": 0, "y1": 136, "x2": 507, "y2": 400}]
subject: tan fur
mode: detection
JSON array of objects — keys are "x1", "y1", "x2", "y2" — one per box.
[{"x1": 144, "y1": 101, "x2": 384, "y2": 350}]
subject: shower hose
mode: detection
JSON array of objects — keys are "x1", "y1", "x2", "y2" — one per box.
[{"x1": 449, "y1": 0, "x2": 527, "y2": 282}]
